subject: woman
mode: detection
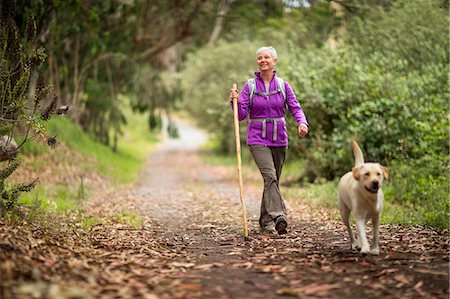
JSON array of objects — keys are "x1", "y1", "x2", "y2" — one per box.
[{"x1": 229, "y1": 46, "x2": 308, "y2": 235}]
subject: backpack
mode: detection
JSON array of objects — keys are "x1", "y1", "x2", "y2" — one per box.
[{"x1": 247, "y1": 77, "x2": 287, "y2": 111}]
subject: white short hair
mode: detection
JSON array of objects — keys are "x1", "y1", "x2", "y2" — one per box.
[{"x1": 256, "y1": 46, "x2": 278, "y2": 60}]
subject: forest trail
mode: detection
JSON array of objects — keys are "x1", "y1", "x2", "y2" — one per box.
[
  {"x1": 1, "y1": 120, "x2": 448, "y2": 299},
  {"x1": 129, "y1": 120, "x2": 448, "y2": 299}
]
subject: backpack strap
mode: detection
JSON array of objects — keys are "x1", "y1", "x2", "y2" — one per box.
[
  {"x1": 248, "y1": 77, "x2": 287, "y2": 113},
  {"x1": 276, "y1": 77, "x2": 286, "y2": 105},
  {"x1": 247, "y1": 78, "x2": 256, "y2": 111}
]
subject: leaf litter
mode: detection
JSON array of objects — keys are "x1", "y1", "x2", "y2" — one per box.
[{"x1": 1, "y1": 129, "x2": 449, "y2": 299}]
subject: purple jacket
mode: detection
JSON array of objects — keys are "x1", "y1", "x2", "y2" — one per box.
[{"x1": 233, "y1": 71, "x2": 308, "y2": 147}]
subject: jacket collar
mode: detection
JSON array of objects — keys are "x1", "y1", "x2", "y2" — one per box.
[{"x1": 254, "y1": 70, "x2": 277, "y2": 80}]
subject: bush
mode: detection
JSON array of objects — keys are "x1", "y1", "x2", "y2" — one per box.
[
  {"x1": 284, "y1": 45, "x2": 448, "y2": 176},
  {"x1": 389, "y1": 156, "x2": 448, "y2": 228},
  {"x1": 179, "y1": 1, "x2": 449, "y2": 227},
  {"x1": 180, "y1": 41, "x2": 261, "y2": 154},
  {"x1": 0, "y1": 4, "x2": 64, "y2": 215},
  {"x1": 278, "y1": 0, "x2": 449, "y2": 227}
]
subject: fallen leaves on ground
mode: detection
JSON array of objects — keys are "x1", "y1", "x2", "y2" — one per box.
[{"x1": 1, "y1": 133, "x2": 449, "y2": 299}]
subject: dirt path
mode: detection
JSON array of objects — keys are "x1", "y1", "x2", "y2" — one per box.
[
  {"x1": 1, "y1": 120, "x2": 448, "y2": 299},
  {"x1": 130, "y1": 120, "x2": 448, "y2": 299}
]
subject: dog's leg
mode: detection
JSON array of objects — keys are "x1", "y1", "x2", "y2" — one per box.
[
  {"x1": 339, "y1": 201, "x2": 357, "y2": 250},
  {"x1": 355, "y1": 215, "x2": 370, "y2": 253},
  {"x1": 370, "y1": 216, "x2": 380, "y2": 255}
]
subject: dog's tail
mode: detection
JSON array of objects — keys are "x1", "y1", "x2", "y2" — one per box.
[{"x1": 352, "y1": 140, "x2": 364, "y2": 167}]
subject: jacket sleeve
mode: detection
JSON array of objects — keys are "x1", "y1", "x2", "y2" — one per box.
[
  {"x1": 230, "y1": 82, "x2": 250, "y2": 121},
  {"x1": 285, "y1": 81, "x2": 308, "y2": 127}
]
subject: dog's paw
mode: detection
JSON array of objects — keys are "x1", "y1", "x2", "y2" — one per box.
[
  {"x1": 370, "y1": 247, "x2": 380, "y2": 255},
  {"x1": 360, "y1": 246, "x2": 370, "y2": 254}
]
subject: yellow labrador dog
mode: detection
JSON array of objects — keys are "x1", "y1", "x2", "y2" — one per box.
[{"x1": 338, "y1": 141, "x2": 388, "y2": 255}]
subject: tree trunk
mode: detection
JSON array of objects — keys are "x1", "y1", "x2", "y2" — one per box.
[
  {"x1": 106, "y1": 63, "x2": 118, "y2": 152},
  {"x1": 71, "y1": 34, "x2": 81, "y2": 122},
  {"x1": 155, "y1": 43, "x2": 180, "y2": 71},
  {"x1": 48, "y1": 52, "x2": 61, "y2": 99},
  {"x1": 134, "y1": 0, "x2": 206, "y2": 62},
  {"x1": 207, "y1": 0, "x2": 235, "y2": 47}
]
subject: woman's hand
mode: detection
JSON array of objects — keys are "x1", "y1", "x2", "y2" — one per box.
[
  {"x1": 298, "y1": 124, "x2": 308, "y2": 137},
  {"x1": 229, "y1": 87, "x2": 239, "y2": 102}
]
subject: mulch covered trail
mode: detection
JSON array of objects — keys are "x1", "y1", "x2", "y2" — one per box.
[{"x1": 1, "y1": 123, "x2": 448, "y2": 299}]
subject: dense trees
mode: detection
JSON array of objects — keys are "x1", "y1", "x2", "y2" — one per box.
[
  {"x1": 1, "y1": 0, "x2": 447, "y2": 226},
  {"x1": 179, "y1": 0, "x2": 449, "y2": 227},
  {"x1": 8, "y1": 0, "x2": 287, "y2": 148}
]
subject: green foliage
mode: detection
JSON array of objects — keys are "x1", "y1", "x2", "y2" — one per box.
[
  {"x1": 282, "y1": 1, "x2": 337, "y2": 48},
  {"x1": 387, "y1": 157, "x2": 448, "y2": 228},
  {"x1": 81, "y1": 216, "x2": 102, "y2": 230},
  {"x1": 46, "y1": 107, "x2": 157, "y2": 184},
  {"x1": 279, "y1": 0, "x2": 448, "y2": 227},
  {"x1": 284, "y1": 46, "x2": 447, "y2": 226},
  {"x1": 180, "y1": 40, "x2": 260, "y2": 153},
  {"x1": 0, "y1": 170, "x2": 39, "y2": 216},
  {"x1": 0, "y1": 2, "x2": 63, "y2": 216},
  {"x1": 181, "y1": 1, "x2": 448, "y2": 228},
  {"x1": 285, "y1": 45, "x2": 448, "y2": 176},
  {"x1": 219, "y1": 0, "x2": 284, "y2": 43},
  {"x1": 21, "y1": 139, "x2": 48, "y2": 155},
  {"x1": 19, "y1": 184, "x2": 84, "y2": 213},
  {"x1": 17, "y1": 1, "x2": 139, "y2": 151},
  {"x1": 347, "y1": 0, "x2": 449, "y2": 70},
  {"x1": 82, "y1": 79, "x2": 128, "y2": 148},
  {"x1": 131, "y1": 67, "x2": 183, "y2": 137},
  {"x1": 285, "y1": 179, "x2": 446, "y2": 228},
  {"x1": 292, "y1": 181, "x2": 339, "y2": 211},
  {"x1": 17, "y1": 107, "x2": 157, "y2": 216},
  {"x1": 114, "y1": 211, "x2": 142, "y2": 228}
]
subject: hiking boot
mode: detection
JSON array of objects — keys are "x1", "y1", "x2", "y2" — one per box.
[
  {"x1": 275, "y1": 216, "x2": 288, "y2": 235},
  {"x1": 260, "y1": 224, "x2": 276, "y2": 234},
  {"x1": 278, "y1": 228, "x2": 287, "y2": 235}
]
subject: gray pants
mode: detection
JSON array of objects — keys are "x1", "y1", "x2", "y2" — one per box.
[{"x1": 249, "y1": 145, "x2": 287, "y2": 228}]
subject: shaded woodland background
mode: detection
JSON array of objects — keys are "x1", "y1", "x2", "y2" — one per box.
[{"x1": 0, "y1": 0, "x2": 448, "y2": 227}]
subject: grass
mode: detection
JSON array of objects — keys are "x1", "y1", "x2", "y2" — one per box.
[
  {"x1": 284, "y1": 177, "x2": 442, "y2": 227},
  {"x1": 201, "y1": 146, "x2": 439, "y2": 228},
  {"x1": 288, "y1": 181, "x2": 338, "y2": 209},
  {"x1": 11, "y1": 101, "x2": 158, "y2": 215},
  {"x1": 45, "y1": 110, "x2": 158, "y2": 184},
  {"x1": 82, "y1": 216, "x2": 103, "y2": 230},
  {"x1": 200, "y1": 138, "x2": 254, "y2": 166},
  {"x1": 114, "y1": 211, "x2": 142, "y2": 228},
  {"x1": 19, "y1": 183, "x2": 85, "y2": 213}
]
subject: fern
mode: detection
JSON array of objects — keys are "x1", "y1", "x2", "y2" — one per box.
[{"x1": 0, "y1": 159, "x2": 20, "y2": 182}]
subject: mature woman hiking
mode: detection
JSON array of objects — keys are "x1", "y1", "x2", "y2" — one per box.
[{"x1": 229, "y1": 46, "x2": 309, "y2": 235}]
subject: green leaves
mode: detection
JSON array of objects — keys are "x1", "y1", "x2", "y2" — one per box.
[
  {"x1": 279, "y1": 1, "x2": 448, "y2": 227},
  {"x1": 0, "y1": 159, "x2": 20, "y2": 181},
  {"x1": 180, "y1": 41, "x2": 258, "y2": 153},
  {"x1": 11, "y1": 68, "x2": 30, "y2": 102},
  {"x1": 25, "y1": 11, "x2": 37, "y2": 43},
  {"x1": 347, "y1": 0, "x2": 449, "y2": 70},
  {"x1": 0, "y1": 1, "x2": 68, "y2": 216},
  {"x1": 177, "y1": 1, "x2": 448, "y2": 226}
]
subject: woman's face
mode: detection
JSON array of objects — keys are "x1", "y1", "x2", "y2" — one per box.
[{"x1": 257, "y1": 50, "x2": 276, "y2": 72}]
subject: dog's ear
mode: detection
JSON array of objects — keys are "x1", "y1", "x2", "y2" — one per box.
[
  {"x1": 352, "y1": 167, "x2": 361, "y2": 180},
  {"x1": 381, "y1": 165, "x2": 389, "y2": 179}
]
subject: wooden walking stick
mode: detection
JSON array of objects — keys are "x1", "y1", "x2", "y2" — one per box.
[{"x1": 231, "y1": 83, "x2": 249, "y2": 240}]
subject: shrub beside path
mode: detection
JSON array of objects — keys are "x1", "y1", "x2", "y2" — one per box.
[{"x1": 0, "y1": 120, "x2": 448, "y2": 298}]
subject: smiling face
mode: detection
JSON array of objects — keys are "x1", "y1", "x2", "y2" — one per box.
[
  {"x1": 257, "y1": 50, "x2": 277, "y2": 72},
  {"x1": 352, "y1": 163, "x2": 389, "y2": 194}
]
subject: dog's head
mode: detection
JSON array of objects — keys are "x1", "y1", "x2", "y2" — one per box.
[{"x1": 352, "y1": 163, "x2": 389, "y2": 194}]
